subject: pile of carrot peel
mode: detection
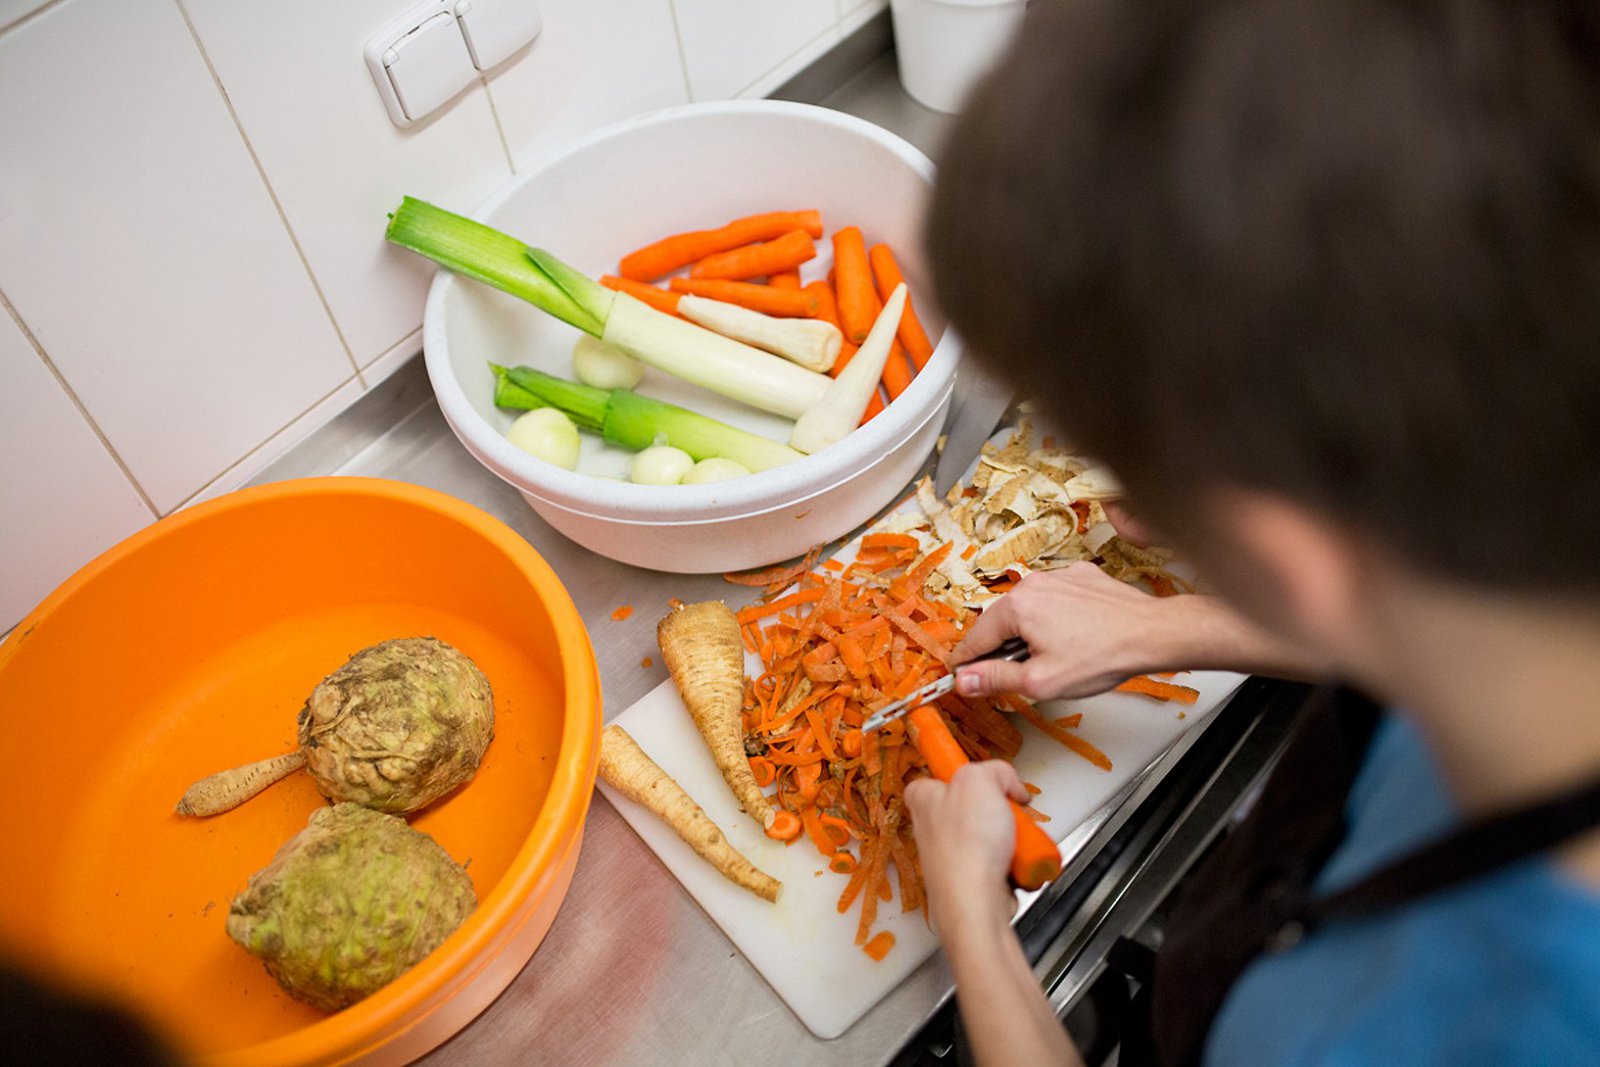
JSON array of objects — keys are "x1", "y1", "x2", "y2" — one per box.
[{"x1": 733, "y1": 535, "x2": 1118, "y2": 955}]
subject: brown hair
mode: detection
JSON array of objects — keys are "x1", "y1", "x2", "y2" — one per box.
[{"x1": 929, "y1": 0, "x2": 1600, "y2": 590}]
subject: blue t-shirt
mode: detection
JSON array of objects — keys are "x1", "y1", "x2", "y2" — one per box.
[{"x1": 1206, "y1": 715, "x2": 1600, "y2": 1065}]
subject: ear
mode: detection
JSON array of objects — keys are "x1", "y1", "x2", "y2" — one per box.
[{"x1": 1201, "y1": 487, "x2": 1367, "y2": 657}]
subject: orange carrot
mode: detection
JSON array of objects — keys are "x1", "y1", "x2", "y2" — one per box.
[
  {"x1": 749, "y1": 756, "x2": 776, "y2": 788},
  {"x1": 1117, "y1": 675, "x2": 1201, "y2": 704},
  {"x1": 999, "y1": 694, "x2": 1115, "y2": 771},
  {"x1": 769, "y1": 271, "x2": 802, "y2": 290},
  {"x1": 690, "y1": 230, "x2": 816, "y2": 281},
  {"x1": 805, "y1": 280, "x2": 841, "y2": 326},
  {"x1": 832, "y1": 227, "x2": 877, "y2": 343},
  {"x1": 867, "y1": 244, "x2": 936, "y2": 367},
  {"x1": 766, "y1": 810, "x2": 803, "y2": 841},
  {"x1": 830, "y1": 850, "x2": 858, "y2": 876},
  {"x1": 611, "y1": 604, "x2": 634, "y2": 621},
  {"x1": 641, "y1": 656, "x2": 654, "y2": 668},
  {"x1": 600, "y1": 275, "x2": 681, "y2": 316},
  {"x1": 619, "y1": 209, "x2": 824, "y2": 280},
  {"x1": 862, "y1": 930, "x2": 895, "y2": 961},
  {"x1": 882, "y1": 340, "x2": 915, "y2": 401},
  {"x1": 667, "y1": 278, "x2": 818, "y2": 317},
  {"x1": 906, "y1": 704, "x2": 1061, "y2": 890},
  {"x1": 723, "y1": 546, "x2": 821, "y2": 588}
]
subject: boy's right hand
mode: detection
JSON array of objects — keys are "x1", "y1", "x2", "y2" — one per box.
[{"x1": 951, "y1": 562, "x2": 1184, "y2": 701}]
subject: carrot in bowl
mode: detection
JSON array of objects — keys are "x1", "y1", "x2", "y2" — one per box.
[
  {"x1": 867, "y1": 244, "x2": 936, "y2": 367},
  {"x1": 600, "y1": 275, "x2": 681, "y2": 316},
  {"x1": 667, "y1": 278, "x2": 818, "y2": 318},
  {"x1": 619, "y1": 209, "x2": 824, "y2": 281},
  {"x1": 690, "y1": 230, "x2": 816, "y2": 281}
]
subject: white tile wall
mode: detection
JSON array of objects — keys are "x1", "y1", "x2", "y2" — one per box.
[
  {"x1": 672, "y1": 0, "x2": 837, "y2": 100},
  {"x1": 0, "y1": 307, "x2": 156, "y2": 628},
  {"x1": 841, "y1": 0, "x2": 889, "y2": 37},
  {"x1": 0, "y1": 0, "x2": 353, "y2": 513},
  {"x1": 181, "y1": 0, "x2": 514, "y2": 367},
  {"x1": 0, "y1": 0, "x2": 885, "y2": 630},
  {"x1": 487, "y1": 0, "x2": 689, "y2": 174},
  {"x1": 0, "y1": 0, "x2": 51, "y2": 33}
]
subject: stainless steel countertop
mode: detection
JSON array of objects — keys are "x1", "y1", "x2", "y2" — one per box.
[{"x1": 243, "y1": 41, "x2": 1275, "y2": 1067}]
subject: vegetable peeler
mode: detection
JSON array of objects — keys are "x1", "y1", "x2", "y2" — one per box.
[
  {"x1": 860, "y1": 638, "x2": 1061, "y2": 890},
  {"x1": 860, "y1": 637, "x2": 1031, "y2": 734}
]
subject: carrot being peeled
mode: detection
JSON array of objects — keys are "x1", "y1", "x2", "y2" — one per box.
[
  {"x1": 619, "y1": 209, "x2": 823, "y2": 281},
  {"x1": 659, "y1": 601, "x2": 775, "y2": 829},
  {"x1": 905, "y1": 704, "x2": 1062, "y2": 890},
  {"x1": 598, "y1": 725, "x2": 781, "y2": 903}
]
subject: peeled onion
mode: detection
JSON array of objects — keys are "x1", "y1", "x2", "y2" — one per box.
[
  {"x1": 506, "y1": 408, "x2": 581, "y2": 469},
  {"x1": 681, "y1": 458, "x2": 752, "y2": 484}
]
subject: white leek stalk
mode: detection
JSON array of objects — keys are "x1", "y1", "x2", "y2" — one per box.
[
  {"x1": 677, "y1": 294, "x2": 843, "y2": 373},
  {"x1": 602, "y1": 293, "x2": 830, "y2": 420},
  {"x1": 788, "y1": 284, "x2": 907, "y2": 454}
]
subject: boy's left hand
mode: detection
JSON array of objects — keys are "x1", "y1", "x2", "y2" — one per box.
[{"x1": 905, "y1": 761, "x2": 1030, "y2": 938}]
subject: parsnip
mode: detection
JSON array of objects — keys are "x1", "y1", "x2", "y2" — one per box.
[
  {"x1": 176, "y1": 751, "x2": 306, "y2": 817},
  {"x1": 678, "y1": 294, "x2": 843, "y2": 373},
  {"x1": 657, "y1": 601, "x2": 774, "y2": 829},
  {"x1": 598, "y1": 725, "x2": 781, "y2": 903}
]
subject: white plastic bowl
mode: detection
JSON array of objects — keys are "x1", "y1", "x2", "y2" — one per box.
[{"x1": 424, "y1": 100, "x2": 959, "y2": 572}]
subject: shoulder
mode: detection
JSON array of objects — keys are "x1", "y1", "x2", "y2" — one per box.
[{"x1": 1209, "y1": 865, "x2": 1600, "y2": 1066}]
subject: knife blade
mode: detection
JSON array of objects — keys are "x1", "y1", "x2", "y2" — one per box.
[{"x1": 934, "y1": 362, "x2": 1015, "y2": 495}]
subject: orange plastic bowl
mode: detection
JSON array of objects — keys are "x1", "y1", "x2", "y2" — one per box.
[{"x1": 0, "y1": 478, "x2": 601, "y2": 1065}]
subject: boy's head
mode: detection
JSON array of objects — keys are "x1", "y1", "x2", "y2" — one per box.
[{"x1": 929, "y1": 0, "x2": 1600, "y2": 647}]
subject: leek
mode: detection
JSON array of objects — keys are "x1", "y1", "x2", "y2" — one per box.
[
  {"x1": 387, "y1": 198, "x2": 831, "y2": 419},
  {"x1": 386, "y1": 197, "x2": 606, "y2": 336},
  {"x1": 492, "y1": 365, "x2": 803, "y2": 473}
]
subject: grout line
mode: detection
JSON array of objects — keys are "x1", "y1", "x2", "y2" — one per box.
[
  {"x1": 479, "y1": 75, "x2": 519, "y2": 174},
  {"x1": 0, "y1": 0, "x2": 67, "y2": 39},
  {"x1": 171, "y1": 0, "x2": 365, "y2": 384},
  {"x1": 663, "y1": 0, "x2": 697, "y2": 102},
  {"x1": 735, "y1": 24, "x2": 840, "y2": 99},
  {"x1": 167, "y1": 373, "x2": 362, "y2": 513},
  {"x1": 0, "y1": 287, "x2": 161, "y2": 518},
  {"x1": 363, "y1": 323, "x2": 424, "y2": 371}
]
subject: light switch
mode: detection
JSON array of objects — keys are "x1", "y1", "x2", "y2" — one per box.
[
  {"x1": 453, "y1": 0, "x2": 543, "y2": 71},
  {"x1": 366, "y1": 0, "x2": 542, "y2": 127},
  {"x1": 365, "y1": 2, "x2": 478, "y2": 128},
  {"x1": 384, "y1": 11, "x2": 477, "y2": 122}
]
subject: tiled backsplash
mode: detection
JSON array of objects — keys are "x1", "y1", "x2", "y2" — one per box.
[{"x1": 0, "y1": 0, "x2": 888, "y2": 629}]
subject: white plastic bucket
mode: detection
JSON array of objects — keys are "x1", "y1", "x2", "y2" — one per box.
[
  {"x1": 424, "y1": 101, "x2": 962, "y2": 573},
  {"x1": 890, "y1": 0, "x2": 1028, "y2": 114}
]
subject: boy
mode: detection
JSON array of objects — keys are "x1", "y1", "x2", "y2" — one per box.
[{"x1": 904, "y1": 1, "x2": 1600, "y2": 1063}]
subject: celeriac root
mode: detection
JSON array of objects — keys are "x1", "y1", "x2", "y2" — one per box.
[
  {"x1": 658, "y1": 601, "x2": 775, "y2": 829},
  {"x1": 598, "y1": 725, "x2": 780, "y2": 903},
  {"x1": 176, "y1": 750, "x2": 306, "y2": 817}
]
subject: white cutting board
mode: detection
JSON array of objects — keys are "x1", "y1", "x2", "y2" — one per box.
[{"x1": 601, "y1": 669, "x2": 1243, "y2": 1038}]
